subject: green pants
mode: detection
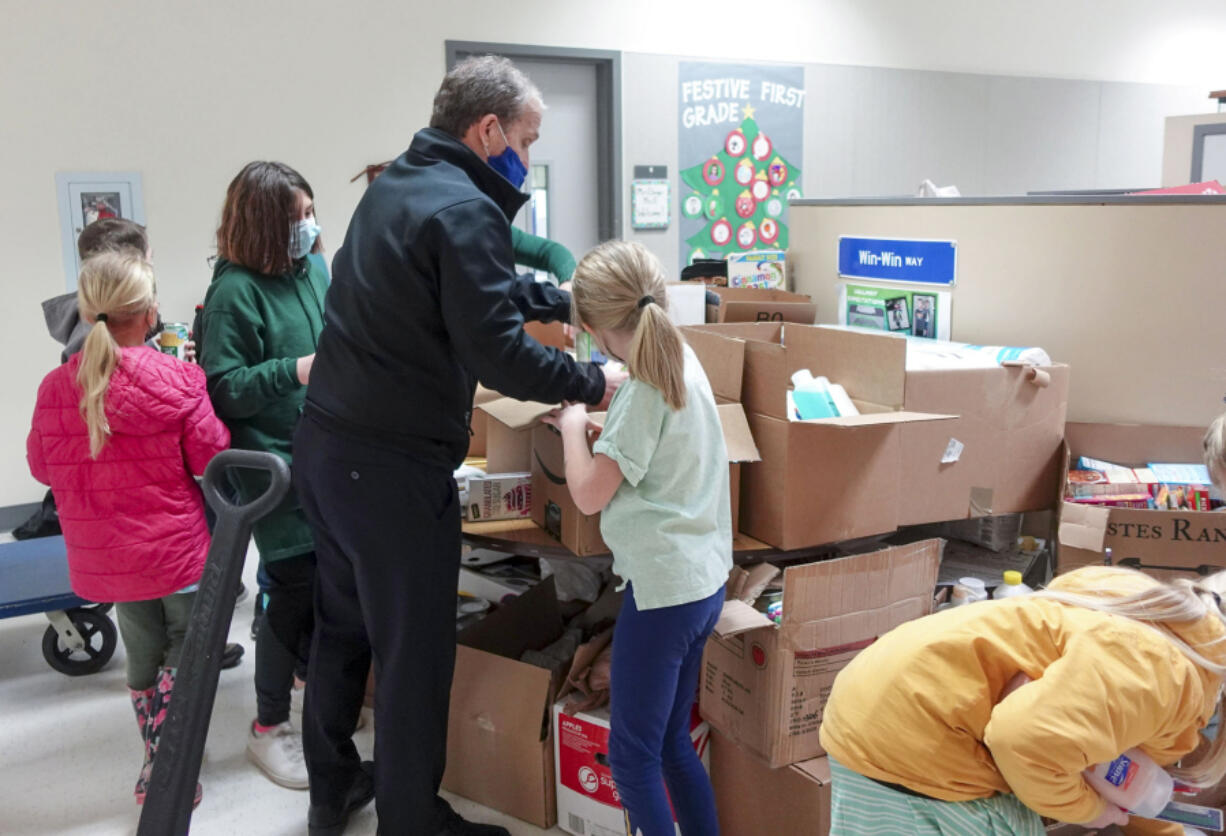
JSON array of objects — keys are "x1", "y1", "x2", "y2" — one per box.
[
  {"x1": 114, "y1": 592, "x2": 196, "y2": 690},
  {"x1": 829, "y1": 758, "x2": 1044, "y2": 836}
]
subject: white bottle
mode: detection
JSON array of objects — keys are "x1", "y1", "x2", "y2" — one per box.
[
  {"x1": 992, "y1": 571, "x2": 1033, "y2": 599},
  {"x1": 1083, "y1": 748, "x2": 1174, "y2": 819},
  {"x1": 827, "y1": 383, "x2": 860, "y2": 417},
  {"x1": 950, "y1": 577, "x2": 988, "y2": 606}
]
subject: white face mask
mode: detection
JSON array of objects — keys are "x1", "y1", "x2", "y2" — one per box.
[{"x1": 289, "y1": 217, "x2": 321, "y2": 259}]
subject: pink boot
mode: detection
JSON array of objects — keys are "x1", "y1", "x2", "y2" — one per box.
[
  {"x1": 138, "y1": 668, "x2": 202, "y2": 808},
  {"x1": 128, "y1": 686, "x2": 156, "y2": 801}
]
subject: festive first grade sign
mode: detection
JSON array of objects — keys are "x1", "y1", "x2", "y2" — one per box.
[{"x1": 678, "y1": 62, "x2": 805, "y2": 269}]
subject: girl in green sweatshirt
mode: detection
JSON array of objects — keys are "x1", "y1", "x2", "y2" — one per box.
[{"x1": 201, "y1": 161, "x2": 327, "y2": 790}]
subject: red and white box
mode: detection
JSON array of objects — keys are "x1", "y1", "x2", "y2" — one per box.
[
  {"x1": 466, "y1": 472, "x2": 532, "y2": 521},
  {"x1": 553, "y1": 700, "x2": 710, "y2": 836}
]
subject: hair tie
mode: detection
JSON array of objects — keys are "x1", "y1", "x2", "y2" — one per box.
[
  {"x1": 95, "y1": 313, "x2": 109, "y2": 323},
  {"x1": 638, "y1": 295, "x2": 654, "y2": 309}
]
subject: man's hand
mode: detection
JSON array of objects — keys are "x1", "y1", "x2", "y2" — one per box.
[
  {"x1": 594, "y1": 367, "x2": 628, "y2": 411},
  {"x1": 183, "y1": 340, "x2": 198, "y2": 364},
  {"x1": 296, "y1": 353, "x2": 315, "y2": 385}
]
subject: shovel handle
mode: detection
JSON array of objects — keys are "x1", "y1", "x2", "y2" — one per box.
[{"x1": 202, "y1": 449, "x2": 291, "y2": 524}]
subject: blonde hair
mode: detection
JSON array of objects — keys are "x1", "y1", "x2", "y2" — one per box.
[
  {"x1": 571, "y1": 241, "x2": 687, "y2": 410},
  {"x1": 1034, "y1": 570, "x2": 1226, "y2": 786},
  {"x1": 1205, "y1": 413, "x2": 1226, "y2": 490},
  {"x1": 75, "y1": 251, "x2": 157, "y2": 457}
]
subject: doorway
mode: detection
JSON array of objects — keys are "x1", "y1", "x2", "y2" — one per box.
[{"x1": 445, "y1": 41, "x2": 622, "y2": 258}]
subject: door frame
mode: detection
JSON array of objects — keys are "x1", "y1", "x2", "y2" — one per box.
[{"x1": 446, "y1": 41, "x2": 622, "y2": 241}]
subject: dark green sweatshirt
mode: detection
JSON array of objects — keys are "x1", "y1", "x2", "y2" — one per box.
[{"x1": 201, "y1": 253, "x2": 328, "y2": 562}]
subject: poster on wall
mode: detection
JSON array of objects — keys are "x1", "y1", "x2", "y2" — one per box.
[
  {"x1": 839, "y1": 282, "x2": 952, "y2": 341},
  {"x1": 56, "y1": 171, "x2": 145, "y2": 290},
  {"x1": 678, "y1": 62, "x2": 804, "y2": 270}
]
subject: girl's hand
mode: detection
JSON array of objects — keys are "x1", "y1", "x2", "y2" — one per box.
[
  {"x1": 296, "y1": 353, "x2": 315, "y2": 385},
  {"x1": 1080, "y1": 802, "x2": 1128, "y2": 829},
  {"x1": 542, "y1": 403, "x2": 589, "y2": 433}
]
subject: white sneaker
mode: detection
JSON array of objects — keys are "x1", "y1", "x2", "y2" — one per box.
[{"x1": 246, "y1": 721, "x2": 309, "y2": 789}]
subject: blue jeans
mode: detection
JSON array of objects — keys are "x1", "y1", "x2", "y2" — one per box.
[{"x1": 609, "y1": 583, "x2": 724, "y2": 836}]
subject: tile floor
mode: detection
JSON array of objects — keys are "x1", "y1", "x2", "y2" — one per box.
[{"x1": 0, "y1": 544, "x2": 561, "y2": 835}]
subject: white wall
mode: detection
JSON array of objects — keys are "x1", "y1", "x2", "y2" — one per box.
[{"x1": 3, "y1": 0, "x2": 1224, "y2": 505}]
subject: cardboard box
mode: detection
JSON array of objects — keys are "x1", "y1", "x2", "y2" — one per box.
[
  {"x1": 684, "y1": 323, "x2": 1069, "y2": 550},
  {"x1": 479, "y1": 397, "x2": 555, "y2": 474},
  {"x1": 467, "y1": 385, "x2": 501, "y2": 458},
  {"x1": 700, "y1": 539, "x2": 942, "y2": 767},
  {"x1": 443, "y1": 577, "x2": 568, "y2": 828},
  {"x1": 1057, "y1": 422, "x2": 1225, "y2": 581},
  {"x1": 705, "y1": 287, "x2": 817, "y2": 324},
  {"x1": 525, "y1": 319, "x2": 568, "y2": 350},
  {"x1": 466, "y1": 473, "x2": 532, "y2": 521},
  {"x1": 553, "y1": 702, "x2": 710, "y2": 836},
  {"x1": 710, "y1": 730, "x2": 831, "y2": 836},
  {"x1": 534, "y1": 402, "x2": 762, "y2": 555}
]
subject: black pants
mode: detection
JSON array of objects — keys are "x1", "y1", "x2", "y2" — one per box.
[
  {"x1": 255, "y1": 552, "x2": 315, "y2": 726},
  {"x1": 294, "y1": 412, "x2": 460, "y2": 834}
]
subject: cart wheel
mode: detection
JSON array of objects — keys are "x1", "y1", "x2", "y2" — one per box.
[
  {"x1": 42, "y1": 608, "x2": 117, "y2": 676},
  {"x1": 86, "y1": 602, "x2": 113, "y2": 615}
]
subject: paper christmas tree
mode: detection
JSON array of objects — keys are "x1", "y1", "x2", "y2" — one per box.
[{"x1": 680, "y1": 105, "x2": 802, "y2": 264}]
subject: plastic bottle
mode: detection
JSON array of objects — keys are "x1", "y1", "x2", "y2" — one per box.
[
  {"x1": 992, "y1": 571, "x2": 1033, "y2": 599},
  {"x1": 827, "y1": 383, "x2": 860, "y2": 417},
  {"x1": 949, "y1": 577, "x2": 988, "y2": 606},
  {"x1": 1083, "y1": 748, "x2": 1175, "y2": 819},
  {"x1": 790, "y1": 370, "x2": 839, "y2": 419}
]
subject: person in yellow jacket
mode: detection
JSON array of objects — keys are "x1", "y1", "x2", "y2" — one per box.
[{"x1": 819, "y1": 564, "x2": 1226, "y2": 835}]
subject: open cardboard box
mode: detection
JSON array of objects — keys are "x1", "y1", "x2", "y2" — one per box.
[
  {"x1": 479, "y1": 396, "x2": 558, "y2": 474},
  {"x1": 700, "y1": 539, "x2": 943, "y2": 767},
  {"x1": 466, "y1": 385, "x2": 501, "y2": 459},
  {"x1": 706, "y1": 287, "x2": 817, "y2": 324},
  {"x1": 532, "y1": 402, "x2": 762, "y2": 556},
  {"x1": 1057, "y1": 422, "x2": 1225, "y2": 581},
  {"x1": 710, "y1": 729, "x2": 831, "y2": 836},
  {"x1": 443, "y1": 576, "x2": 568, "y2": 828},
  {"x1": 684, "y1": 323, "x2": 1069, "y2": 550}
]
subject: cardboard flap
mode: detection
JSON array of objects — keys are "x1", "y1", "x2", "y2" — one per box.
[
  {"x1": 795, "y1": 410, "x2": 956, "y2": 428},
  {"x1": 718, "y1": 403, "x2": 762, "y2": 462},
  {"x1": 458, "y1": 576, "x2": 561, "y2": 659},
  {"x1": 1058, "y1": 501, "x2": 1111, "y2": 553},
  {"x1": 780, "y1": 540, "x2": 942, "y2": 623},
  {"x1": 685, "y1": 322, "x2": 784, "y2": 344},
  {"x1": 451, "y1": 644, "x2": 554, "y2": 744},
  {"x1": 714, "y1": 599, "x2": 775, "y2": 637},
  {"x1": 739, "y1": 562, "x2": 781, "y2": 603},
  {"x1": 473, "y1": 385, "x2": 501, "y2": 407},
  {"x1": 683, "y1": 328, "x2": 746, "y2": 403},
  {"x1": 796, "y1": 325, "x2": 908, "y2": 409},
  {"x1": 480, "y1": 397, "x2": 556, "y2": 430},
  {"x1": 791, "y1": 757, "x2": 832, "y2": 785},
  {"x1": 1065, "y1": 422, "x2": 1208, "y2": 465}
]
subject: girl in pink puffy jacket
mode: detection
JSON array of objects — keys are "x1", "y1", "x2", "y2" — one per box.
[{"x1": 27, "y1": 250, "x2": 230, "y2": 807}]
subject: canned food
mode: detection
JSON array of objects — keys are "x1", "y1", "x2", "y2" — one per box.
[{"x1": 158, "y1": 322, "x2": 190, "y2": 360}]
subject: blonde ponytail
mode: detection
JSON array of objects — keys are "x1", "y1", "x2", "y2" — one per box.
[
  {"x1": 1034, "y1": 569, "x2": 1226, "y2": 787},
  {"x1": 75, "y1": 251, "x2": 157, "y2": 457},
  {"x1": 571, "y1": 240, "x2": 687, "y2": 410}
]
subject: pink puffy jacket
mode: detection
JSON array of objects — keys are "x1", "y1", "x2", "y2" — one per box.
[{"x1": 27, "y1": 347, "x2": 230, "y2": 602}]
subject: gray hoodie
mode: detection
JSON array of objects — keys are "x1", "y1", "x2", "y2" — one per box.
[{"x1": 42, "y1": 292, "x2": 90, "y2": 363}]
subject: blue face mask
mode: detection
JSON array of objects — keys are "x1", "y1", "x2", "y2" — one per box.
[
  {"x1": 486, "y1": 121, "x2": 528, "y2": 189},
  {"x1": 289, "y1": 217, "x2": 321, "y2": 260}
]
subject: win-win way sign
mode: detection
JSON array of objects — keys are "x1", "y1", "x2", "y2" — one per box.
[{"x1": 838, "y1": 236, "x2": 957, "y2": 286}]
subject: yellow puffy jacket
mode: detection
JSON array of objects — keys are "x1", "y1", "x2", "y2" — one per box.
[{"x1": 819, "y1": 566, "x2": 1226, "y2": 830}]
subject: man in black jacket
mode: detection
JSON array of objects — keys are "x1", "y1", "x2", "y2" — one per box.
[{"x1": 295, "y1": 57, "x2": 622, "y2": 836}]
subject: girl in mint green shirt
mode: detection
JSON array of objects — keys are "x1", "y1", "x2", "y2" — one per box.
[{"x1": 545, "y1": 240, "x2": 730, "y2": 835}]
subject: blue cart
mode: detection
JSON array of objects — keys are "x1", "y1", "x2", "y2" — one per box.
[{"x1": 0, "y1": 526, "x2": 117, "y2": 676}]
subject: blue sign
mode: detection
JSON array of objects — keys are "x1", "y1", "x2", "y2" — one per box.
[{"x1": 838, "y1": 236, "x2": 957, "y2": 286}]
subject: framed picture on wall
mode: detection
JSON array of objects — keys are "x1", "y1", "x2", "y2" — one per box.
[
  {"x1": 56, "y1": 171, "x2": 145, "y2": 290},
  {"x1": 912, "y1": 293, "x2": 937, "y2": 339}
]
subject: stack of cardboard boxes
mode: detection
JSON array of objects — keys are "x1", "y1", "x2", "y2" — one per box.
[{"x1": 455, "y1": 299, "x2": 1081, "y2": 831}]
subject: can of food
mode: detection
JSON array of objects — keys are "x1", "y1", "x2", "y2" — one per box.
[{"x1": 158, "y1": 322, "x2": 190, "y2": 360}]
